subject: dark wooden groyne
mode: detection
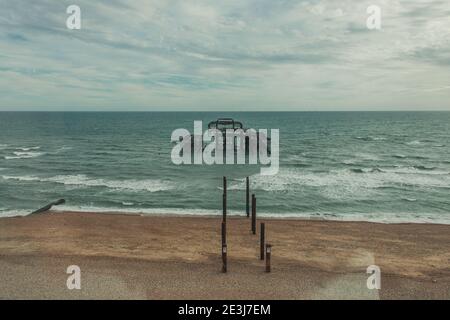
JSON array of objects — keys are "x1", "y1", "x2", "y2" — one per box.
[{"x1": 30, "y1": 199, "x2": 65, "y2": 215}]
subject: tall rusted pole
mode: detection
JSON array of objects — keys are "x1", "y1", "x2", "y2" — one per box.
[
  {"x1": 251, "y1": 194, "x2": 256, "y2": 235},
  {"x1": 246, "y1": 177, "x2": 250, "y2": 218},
  {"x1": 260, "y1": 222, "x2": 265, "y2": 260}
]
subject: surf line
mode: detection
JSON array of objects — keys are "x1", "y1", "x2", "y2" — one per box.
[{"x1": 170, "y1": 121, "x2": 279, "y2": 175}]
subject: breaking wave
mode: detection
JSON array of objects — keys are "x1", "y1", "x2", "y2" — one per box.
[
  {"x1": 4, "y1": 151, "x2": 45, "y2": 159},
  {"x1": 228, "y1": 167, "x2": 450, "y2": 198},
  {"x1": 16, "y1": 146, "x2": 41, "y2": 151},
  {"x1": 1, "y1": 206, "x2": 448, "y2": 224},
  {"x1": 0, "y1": 174, "x2": 175, "y2": 192},
  {"x1": 355, "y1": 136, "x2": 386, "y2": 141}
]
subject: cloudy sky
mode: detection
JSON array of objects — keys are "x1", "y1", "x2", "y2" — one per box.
[{"x1": 0, "y1": 0, "x2": 449, "y2": 111}]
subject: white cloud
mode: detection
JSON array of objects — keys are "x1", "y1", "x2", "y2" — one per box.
[{"x1": 0, "y1": 0, "x2": 449, "y2": 110}]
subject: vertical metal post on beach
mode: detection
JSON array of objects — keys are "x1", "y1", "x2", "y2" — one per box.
[
  {"x1": 260, "y1": 222, "x2": 265, "y2": 260},
  {"x1": 223, "y1": 132, "x2": 227, "y2": 162},
  {"x1": 221, "y1": 221, "x2": 226, "y2": 246},
  {"x1": 265, "y1": 244, "x2": 271, "y2": 272},
  {"x1": 251, "y1": 194, "x2": 256, "y2": 235},
  {"x1": 223, "y1": 193, "x2": 227, "y2": 223},
  {"x1": 246, "y1": 177, "x2": 250, "y2": 218},
  {"x1": 223, "y1": 176, "x2": 227, "y2": 197},
  {"x1": 223, "y1": 176, "x2": 227, "y2": 223},
  {"x1": 222, "y1": 244, "x2": 227, "y2": 273}
]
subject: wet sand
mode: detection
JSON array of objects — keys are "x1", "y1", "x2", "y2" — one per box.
[{"x1": 0, "y1": 212, "x2": 449, "y2": 299}]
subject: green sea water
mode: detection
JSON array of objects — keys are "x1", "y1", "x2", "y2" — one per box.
[{"x1": 0, "y1": 112, "x2": 449, "y2": 223}]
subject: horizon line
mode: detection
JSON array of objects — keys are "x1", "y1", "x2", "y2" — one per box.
[{"x1": 0, "y1": 110, "x2": 450, "y2": 113}]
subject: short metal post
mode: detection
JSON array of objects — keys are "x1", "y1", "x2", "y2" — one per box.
[
  {"x1": 221, "y1": 222, "x2": 226, "y2": 246},
  {"x1": 265, "y1": 244, "x2": 271, "y2": 272},
  {"x1": 222, "y1": 193, "x2": 227, "y2": 223},
  {"x1": 251, "y1": 194, "x2": 256, "y2": 235},
  {"x1": 222, "y1": 244, "x2": 227, "y2": 273},
  {"x1": 223, "y1": 176, "x2": 227, "y2": 197},
  {"x1": 260, "y1": 223, "x2": 265, "y2": 260},
  {"x1": 246, "y1": 177, "x2": 250, "y2": 218}
]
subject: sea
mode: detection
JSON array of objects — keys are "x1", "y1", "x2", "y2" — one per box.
[{"x1": 0, "y1": 112, "x2": 449, "y2": 224}]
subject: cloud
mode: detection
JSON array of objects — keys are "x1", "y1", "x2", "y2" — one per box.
[{"x1": 0, "y1": 0, "x2": 449, "y2": 110}]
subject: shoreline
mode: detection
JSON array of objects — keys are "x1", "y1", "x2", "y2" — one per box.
[
  {"x1": 3, "y1": 208, "x2": 450, "y2": 226},
  {"x1": 0, "y1": 211, "x2": 449, "y2": 299}
]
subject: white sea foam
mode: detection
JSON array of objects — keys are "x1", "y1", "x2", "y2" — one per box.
[
  {"x1": 354, "y1": 153, "x2": 380, "y2": 161},
  {"x1": 0, "y1": 209, "x2": 30, "y2": 218},
  {"x1": 228, "y1": 167, "x2": 450, "y2": 200},
  {"x1": 355, "y1": 136, "x2": 386, "y2": 141},
  {"x1": 51, "y1": 205, "x2": 221, "y2": 217},
  {"x1": 55, "y1": 146, "x2": 72, "y2": 153},
  {"x1": 15, "y1": 205, "x2": 448, "y2": 225},
  {"x1": 406, "y1": 140, "x2": 422, "y2": 146},
  {"x1": 0, "y1": 174, "x2": 175, "y2": 192},
  {"x1": 4, "y1": 151, "x2": 45, "y2": 159},
  {"x1": 342, "y1": 159, "x2": 356, "y2": 165},
  {"x1": 380, "y1": 166, "x2": 449, "y2": 175},
  {"x1": 16, "y1": 146, "x2": 41, "y2": 151},
  {"x1": 1, "y1": 203, "x2": 448, "y2": 224}
]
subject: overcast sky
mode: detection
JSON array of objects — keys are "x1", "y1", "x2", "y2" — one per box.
[{"x1": 0, "y1": 0, "x2": 449, "y2": 111}]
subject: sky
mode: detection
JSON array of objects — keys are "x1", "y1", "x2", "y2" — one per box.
[{"x1": 0, "y1": 0, "x2": 449, "y2": 111}]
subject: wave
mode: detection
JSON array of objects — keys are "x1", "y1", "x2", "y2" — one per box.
[
  {"x1": 51, "y1": 205, "x2": 222, "y2": 216},
  {"x1": 354, "y1": 153, "x2": 380, "y2": 161},
  {"x1": 350, "y1": 168, "x2": 383, "y2": 174},
  {"x1": 381, "y1": 166, "x2": 448, "y2": 175},
  {"x1": 228, "y1": 167, "x2": 450, "y2": 200},
  {"x1": 406, "y1": 140, "x2": 421, "y2": 146},
  {"x1": 355, "y1": 136, "x2": 386, "y2": 141},
  {"x1": 413, "y1": 165, "x2": 436, "y2": 171},
  {"x1": 342, "y1": 159, "x2": 356, "y2": 165},
  {"x1": 55, "y1": 146, "x2": 72, "y2": 153},
  {"x1": 16, "y1": 146, "x2": 41, "y2": 151},
  {"x1": 348, "y1": 166, "x2": 446, "y2": 175},
  {"x1": 0, "y1": 144, "x2": 8, "y2": 150},
  {"x1": 393, "y1": 154, "x2": 429, "y2": 160},
  {"x1": 405, "y1": 140, "x2": 439, "y2": 146},
  {"x1": 0, "y1": 174, "x2": 175, "y2": 192},
  {"x1": 4, "y1": 151, "x2": 45, "y2": 159},
  {"x1": 0, "y1": 209, "x2": 30, "y2": 218}
]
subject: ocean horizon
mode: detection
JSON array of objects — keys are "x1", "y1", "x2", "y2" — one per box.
[{"x1": 1, "y1": 111, "x2": 449, "y2": 224}]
